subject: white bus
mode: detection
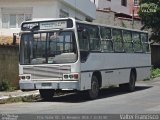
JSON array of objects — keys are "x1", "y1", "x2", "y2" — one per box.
[{"x1": 19, "y1": 18, "x2": 151, "y2": 100}]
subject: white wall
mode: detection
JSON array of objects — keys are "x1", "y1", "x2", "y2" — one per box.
[
  {"x1": 0, "y1": 0, "x2": 58, "y2": 36},
  {"x1": 93, "y1": 0, "x2": 130, "y2": 15},
  {"x1": 0, "y1": 0, "x2": 96, "y2": 36},
  {"x1": 63, "y1": 0, "x2": 96, "y2": 19},
  {"x1": 58, "y1": 1, "x2": 86, "y2": 20}
]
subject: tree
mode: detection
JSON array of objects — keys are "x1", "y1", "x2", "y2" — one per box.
[{"x1": 138, "y1": 0, "x2": 160, "y2": 41}]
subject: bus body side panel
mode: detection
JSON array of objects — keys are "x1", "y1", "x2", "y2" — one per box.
[
  {"x1": 80, "y1": 52, "x2": 151, "y2": 90},
  {"x1": 80, "y1": 72, "x2": 92, "y2": 90}
]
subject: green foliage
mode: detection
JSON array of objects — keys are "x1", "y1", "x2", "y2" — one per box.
[
  {"x1": 0, "y1": 80, "x2": 15, "y2": 91},
  {"x1": 151, "y1": 67, "x2": 160, "y2": 78},
  {"x1": 138, "y1": 0, "x2": 160, "y2": 41}
]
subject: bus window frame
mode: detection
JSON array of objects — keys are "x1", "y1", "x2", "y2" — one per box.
[
  {"x1": 132, "y1": 31, "x2": 143, "y2": 53},
  {"x1": 123, "y1": 30, "x2": 134, "y2": 53},
  {"x1": 112, "y1": 28, "x2": 125, "y2": 53},
  {"x1": 100, "y1": 26, "x2": 114, "y2": 53}
]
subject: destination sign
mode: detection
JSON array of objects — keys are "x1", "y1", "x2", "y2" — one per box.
[{"x1": 40, "y1": 21, "x2": 67, "y2": 30}]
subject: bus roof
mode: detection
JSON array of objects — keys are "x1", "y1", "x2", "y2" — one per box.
[
  {"x1": 76, "y1": 19, "x2": 148, "y2": 33},
  {"x1": 21, "y1": 17, "x2": 147, "y2": 33}
]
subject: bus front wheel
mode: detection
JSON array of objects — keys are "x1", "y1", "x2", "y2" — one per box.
[
  {"x1": 39, "y1": 89, "x2": 54, "y2": 100},
  {"x1": 88, "y1": 75, "x2": 99, "y2": 99}
]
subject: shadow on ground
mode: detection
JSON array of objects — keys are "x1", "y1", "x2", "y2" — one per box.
[{"x1": 36, "y1": 85, "x2": 152, "y2": 103}]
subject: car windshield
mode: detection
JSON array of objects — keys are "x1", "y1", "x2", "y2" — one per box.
[{"x1": 20, "y1": 31, "x2": 77, "y2": 65}]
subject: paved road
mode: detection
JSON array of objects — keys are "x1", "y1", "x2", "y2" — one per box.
[{"x1": 0, "y1": 78, "x2": 160, "y2": 114}]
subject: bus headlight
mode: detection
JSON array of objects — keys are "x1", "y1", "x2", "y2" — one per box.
[{"x1": 63, "y1": 73, "x2": 79, "y2": 80}]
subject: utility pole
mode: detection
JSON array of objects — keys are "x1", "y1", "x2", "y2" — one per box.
[{"x1": 132, "y1": 0, "x2": 135, "y2": 29}]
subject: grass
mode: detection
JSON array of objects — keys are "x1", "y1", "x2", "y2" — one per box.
[
  {"x1": 0, "y1": 80, "x2": 16, "y2": 92},
  {"x1": 151, "y1": 67, "x2": 160, "y2": 78}
]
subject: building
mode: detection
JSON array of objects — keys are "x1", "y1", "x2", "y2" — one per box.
[
  {"x1": 130, "y1": 0, "x2": 139, "y2": 17},
  {"x1": 91, "y1": 0, "x2": 139, "y2": 17},
  {"x1": 0, "y1": 0, "x2": 96, "y2": 44},
  {"x1": 91, "y1": 0, "x2": 141, "y2": 30},
  {"x1": 91, "y1": 0, "x2": 130, "y2": 15}
]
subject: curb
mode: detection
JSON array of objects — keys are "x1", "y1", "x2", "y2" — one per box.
[{"x1": 0, "y1": 91, "x2": 39, "y2": 104}]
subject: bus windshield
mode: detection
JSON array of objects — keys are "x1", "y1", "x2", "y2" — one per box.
[{"x1": 20, "y1": 31, "x2": 77, "y2": 65}]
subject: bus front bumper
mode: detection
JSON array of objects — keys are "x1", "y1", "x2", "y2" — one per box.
[{"x1": 19, "y1": 80, "x2": 80, "y2": 90}]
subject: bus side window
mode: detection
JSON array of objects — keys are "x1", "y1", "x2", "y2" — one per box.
[
  {"x1": 78, "y1": 29, "x2": 90, "y2": 51},
  {"x1": 88, "y1": 25, "x2": 100, "y2": 51},
  {"x1": 132, "y1": 32, "x2": 143, "y2": 52},
  {"x1": 141, "y1": 33, "x2": 150, "y2": 53},
  {"x1": 123, "y1": 30, "x2": 133, "y2": 53},
  {"x1": 112, "y1": 29, "x2": 124, "y2": 52},
  {"x1": 100, "y1": 27, "x2": 113, "y2": 52}
]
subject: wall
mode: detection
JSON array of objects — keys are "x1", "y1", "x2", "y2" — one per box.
[
  {"x1": 0, "y1": 45, "x2": 19, "y2": 88},
  {"x1": 57, "y1": 1, "x2": 86, "y2": 21},
  {"x1": 63, "y1": 0, "x2": 96, "y2": 19},
  {"x1": 0, "y1": 0, "x2": 96, "y2": 37},
  {"x1": 0, "y1": 0, "x2": 58, "y2": 36},
  {"x1": 94, "y1": 10, "x2": 142, "y2": 30},
  {"x1": 92, "y1": 0, "x2": 130, "y2": 15}
]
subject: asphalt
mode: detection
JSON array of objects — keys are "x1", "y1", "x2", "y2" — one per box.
[{"x1": 0, "y1": 77, "x2": 159, "y2": 104}]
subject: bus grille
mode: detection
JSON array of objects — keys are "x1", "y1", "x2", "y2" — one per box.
[{"x1": 23, "y1": 65, "x2": 71, "y2": 80}]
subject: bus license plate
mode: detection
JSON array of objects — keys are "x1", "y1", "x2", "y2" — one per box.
[{"x1": 42, "y1": 83, "x2": 52, "y2": 87}]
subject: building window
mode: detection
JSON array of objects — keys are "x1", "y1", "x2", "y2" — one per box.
[
  {"x1": 134, "y1": 0, "x2": 139, "y2": 6},
  {"x1": 2, "y1": 14, "x2": 32, "y2": 28},
  {"x1": 1, "y1": 8, "x2": 32, "y2": 28},
  {"x1": 59, "y1": 9, "x2": 69, "y2": 18},
  {"x1": 121, "y1": 0, "x2": 127, "y2": 7}
]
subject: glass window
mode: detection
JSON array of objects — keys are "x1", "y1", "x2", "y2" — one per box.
[
  {"x1": 2, "y1": 14, "x2": 9, "y2": 28},
  {"x1": 141, "y1": 33, "x2": 149, "y2": 52},
  {"x1": 123, "y1": 30, "x2": 133, "y2": 52},
  {"x1": 112, "y1": 29, "x2": 124, "y2": 52},
  {"x1": 132, "y1": 32, "x2": 142, "y2": 52},
  {"x1": 100, "y1": 27, "x2": 113, "y2": 52},
  {"x1": 10, "y1": 14, "x2": 16, "y2": 28},
  {"x1": 134, "y1": 0, "x2": 139, "y2": 6},
  {"x1": 101, "y1": 40, "x2": 113, "y2": 52},
  {"x1": 25, "y1": 14, "x2": 32, "y2": 21},
  {"x1": 2, "y1": 14, "x2": 32, "y2": 28},
  {"x1": 78, "y1": 31, "x2": 90, "y2": 51},
  {"x1": 17, "y1": 14, "x2": 25, "y2": 28},
  {"x1": 121, "y1": 0, "x2": 127, "y2": 7},
  {"x1": 88, "y1": 25, "x2": 100, "y2": 51},
  {"x1": 100, "y1": 27, "x2": 111, "y2": 39},
  {"x1": 20, "y1": 31, "x2": 77, "y2": 65}
]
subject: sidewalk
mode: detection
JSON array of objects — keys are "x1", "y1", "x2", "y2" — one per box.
[{"x1": 0, "y1": 90, "x2": 39, "y2": 104}]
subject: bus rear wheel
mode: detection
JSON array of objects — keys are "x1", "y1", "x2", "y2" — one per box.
[
  {"x1": 39, "y1": 89, "x2": 54, "y2": 100},
  {"x1": 88, "y1": 75, "x2": 99, "y2": 99},
  {"x1": 119, "y1": 71, "x2": 136, "y2": 92}
]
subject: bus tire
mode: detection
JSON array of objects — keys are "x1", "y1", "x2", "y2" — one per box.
[
  {"x1": 120, "y1": 71, "x2": 136, "y2": 92},
  {"x1": 39, "y1": 89, "x2": 54, "y2": 100},
  {"x1": 88, "y1": 75, "x2": 99, "y2": 99}
]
